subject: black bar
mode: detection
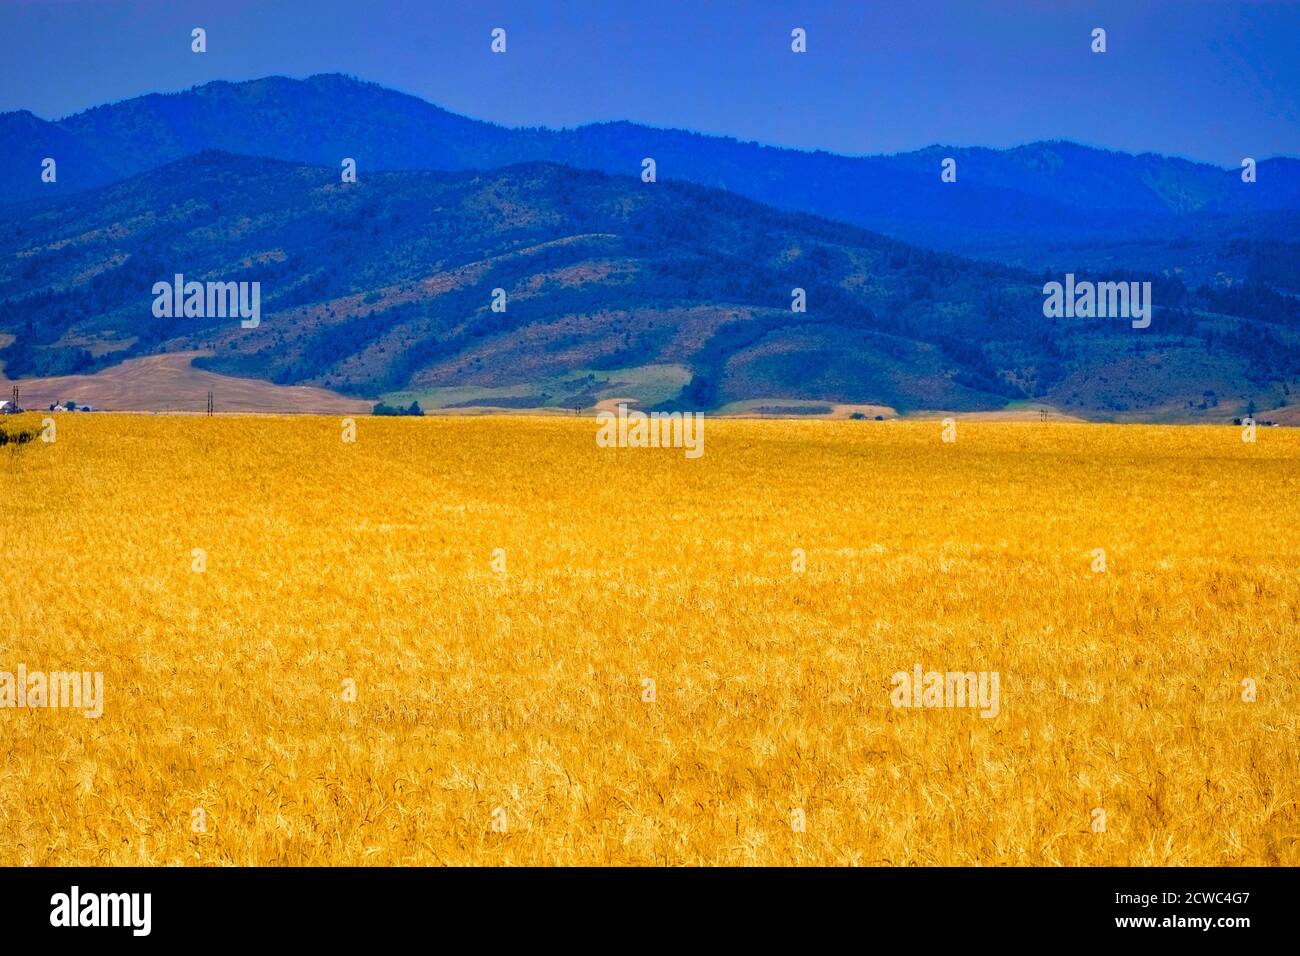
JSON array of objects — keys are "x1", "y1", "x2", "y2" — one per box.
[{"x1": 0, "y1": 866, "x2": 1286, "y2": 942}]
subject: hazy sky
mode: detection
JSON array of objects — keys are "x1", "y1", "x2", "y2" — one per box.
[{"x1": 1, "y1": 0, "x2": 1297, "y2": 165}]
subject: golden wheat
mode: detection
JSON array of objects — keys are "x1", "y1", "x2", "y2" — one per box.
[{"x1": 1, "y1": 413, "x2": 1297, "y2": 865}]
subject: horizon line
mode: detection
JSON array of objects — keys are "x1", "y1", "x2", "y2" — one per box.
[{"x1": 8, "y1": 71, "x2": 1297, "y2": 171}]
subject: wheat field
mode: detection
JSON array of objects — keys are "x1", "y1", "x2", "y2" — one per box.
[{"x1": 1, "y1": 413, "x2": 1297, "y2": 865}]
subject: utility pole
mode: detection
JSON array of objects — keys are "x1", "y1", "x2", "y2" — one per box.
[{"x1": 207, "y1": 391, "x2": 214, "y2": 416}]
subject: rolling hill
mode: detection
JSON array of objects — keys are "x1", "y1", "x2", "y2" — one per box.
[{"x1": 2, "y1": 151, "x2": 1298, "y2": 419}]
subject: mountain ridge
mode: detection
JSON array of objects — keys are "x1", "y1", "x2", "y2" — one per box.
[
  {"x1": 4, "y1": 73, "x2": 1296, "y2": 279},
  {"x1": 22, "y1": 73, "x2": 1300, "y2": 170}
]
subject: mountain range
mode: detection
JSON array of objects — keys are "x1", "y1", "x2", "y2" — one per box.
[{"x1": 1, "y1": 74, "x2": 1297, "y2": 419}]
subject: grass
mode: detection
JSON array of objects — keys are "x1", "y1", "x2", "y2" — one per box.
[
  {"x1": 1, "y1": 414, "x2": 1297, "y2": 864},
  {"x1": 383, "y1": 364, "x2": 692, "y2": 412}
]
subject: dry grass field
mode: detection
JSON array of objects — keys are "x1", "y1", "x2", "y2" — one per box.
[
  {"x1": 1, "y1": 414, "x2": 1297, "y2": 865},
  {"x1": 0, "y1": 352, "x2": 371, "y2": 415}
]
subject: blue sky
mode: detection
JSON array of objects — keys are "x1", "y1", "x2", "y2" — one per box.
[{"x1": 1, "y1": 0, "x2": 1296, "y2": 165}]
